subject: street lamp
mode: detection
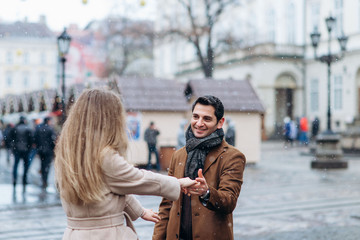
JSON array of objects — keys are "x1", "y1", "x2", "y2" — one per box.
[
  {"x1": 57, "y1": 28, "x2": 72, "y2": 123},
  {"x1": 309, "y1": 15, "x2": 348, "y2": 169}
]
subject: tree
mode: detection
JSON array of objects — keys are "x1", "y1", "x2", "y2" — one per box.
[
  {"x1": 102, "y1": 17, "x2": 154, "y2": 77},
  {"x1": 161, "y1": 0, "x2": 240, "y2": 78}
]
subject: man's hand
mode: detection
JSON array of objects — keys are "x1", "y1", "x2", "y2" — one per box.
[
  {"x1": 186, "y1": 169, "x2": 209, "y2": 196},
  {"x1": 178, "y1": 177, "x2": 197, "y2": 195}
]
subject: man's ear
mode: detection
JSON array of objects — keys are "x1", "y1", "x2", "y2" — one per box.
[{"x1": 217, "y1": 117, "x2": 225, "y2": 129}]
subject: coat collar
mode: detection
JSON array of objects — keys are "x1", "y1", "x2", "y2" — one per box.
[
  {"x1": 178, "y1": 140, "x2": 229, "y2": 177},
  {"x1": 203, "y1": 140, "x2": 228, "y2": 174}
]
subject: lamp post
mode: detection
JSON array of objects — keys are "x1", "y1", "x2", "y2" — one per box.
[
  {"x1": 57, "y1": 28, "x2": 72, "y2": 124},
  {"x1": 309, "y1": 15, "x2": 348, "y2": 169}
]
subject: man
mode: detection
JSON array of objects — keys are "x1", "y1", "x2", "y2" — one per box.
[
  {"x1": 9, "y1": 116, "x2": 33, "y2": 192},
  {"x1": 144, "y1": 121, "x2": 160, "y2": 170},
  {"x1": 34, "y1": 117, "x2": 57, "y2": 191},
  {"x1": 153, "y1": 95, "x2": 246, "y2": 240}
]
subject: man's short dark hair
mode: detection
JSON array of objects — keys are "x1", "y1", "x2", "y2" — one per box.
[
  {"x1": 44, "y1": 117, "x2": 51, "y2": 124},
  {"x1": 191, "y1": 95, "x2": 224, "y2": 122}
]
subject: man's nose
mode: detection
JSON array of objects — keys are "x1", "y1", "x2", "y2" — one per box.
[{"x1": 196, "y1": 119, "x2": 204, "y2": 127}]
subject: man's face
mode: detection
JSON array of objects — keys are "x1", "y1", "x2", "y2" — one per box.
[{"x1": 191, "y1": 103, "x2": 224, "y2": 138}]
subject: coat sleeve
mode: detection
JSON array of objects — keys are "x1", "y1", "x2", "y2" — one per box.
[
  {"x1": 102, "y1": 153, "x2": 180, "y2": 201},
  {"x1": 205, "y1": 150, "x2": 246, "y2": 214},
  {"x1": 124, "y1": 195, "x2": 144, "y2": 221},
  {"x1": 152, "y1": 153, "x2": 177, "y2": 240}
]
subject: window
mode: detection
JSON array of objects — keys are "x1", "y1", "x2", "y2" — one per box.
[
  {"x1": 334, "y1": 0, "x2": 343, "y2": 35},
  {"x1": 40, "y1": 52, "x2": 46, "y2": 64},
  {"x1": 23, "y1": 51, "x2": 29, "y2": 64},
  {"x1": 334, "y1": 75, "x2": 343, "y2": 110},
  {"x1": 23, "y1": 72, "x2": 29, "y2": 87},
  {"x1": 6, "y1": 51, "x2": 13, "y2": 64},
  {"x1": 311, "y1": 3, "x2": 320, "y2": 32},
  {"x1": 267, "y1": 8, "x2": 275, "y2": 42},
  {"x1": 6, "y1": 72, "x2": 12, "y2": 87},
  {"x1": 359, "y1": 0, "x2": 360, "y2": 30},
  {"x1": 310, "y1": 78, "x2": 319, "y2": 112},
  {"x1": 287, "y1": 2, "x2": 296, "y2": 44},
  {"x1": 39, "y1": 72, "x2": 46, "y2": 87}
]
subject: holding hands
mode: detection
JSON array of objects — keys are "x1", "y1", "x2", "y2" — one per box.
[
  {"x1": 143, "y1": 171, "x2": 208, "y2": 223},
  {"x1": 180, "y1": 169, "x2": 209, "y2": 197}
]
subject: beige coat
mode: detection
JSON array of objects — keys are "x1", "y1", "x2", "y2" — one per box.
[
  {"x1": 153, "y1": 140, "x2": 246, "y2": 240},
  {"x1": 61, "y1": 152, "x2": 181, "y2": 240}
]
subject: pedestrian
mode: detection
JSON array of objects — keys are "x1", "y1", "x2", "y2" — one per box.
[
  {"x1": 28, "y1": 118, "x2": 41, "y2": 167},
  {"x1": 2, "y1": 123, "x2": 14, "y2": 165},
  {"x1": 54, "y1": 89, "x2": 196, "y2": 240},
  {"x1": 144, "y1": 121, "x2": 160, "y2": 170},
  {"x1": 153, "y1": 95, "x2": 246, "y2": 240},
  {"x1": 299, "y1": 116, "x2": 309, "y2": 145},
  {"x1": 34, "y1": 117, "x2": 57, "y2": 191},
  {"x1": 225, "y1": 118, "x2": 236, "y2": 146},
  {"x1": 176, "y1": 119, "x2": 187, "y2": 150},
  {"x1": 289, "y1": 119, "x2": 298, "y2": 146},
  {"x1": 8, "y1": 116, "x2": 33, "y2": 192},
  {"x1": 312, "y1": 116, "x2": 320, "y2": 140}
]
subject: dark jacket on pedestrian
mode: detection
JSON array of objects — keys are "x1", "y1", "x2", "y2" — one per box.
[
  {"x1": 225, "y1": 124, "x2": 236, "y2": 146},
  {"x1": 3, "y1": 124, "x2": 14, "y2": 149},
  {"x1": 144, "y1": 128, "x2": 159, "y2": 146},
  {"x1": 34, "y1": 123, "x2": 56, "y2": 155},
  {"x1": 9, "y1": 121, "x2": 33, "y2": 153}
]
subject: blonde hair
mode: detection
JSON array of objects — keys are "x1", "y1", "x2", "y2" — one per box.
[{"x1": 55, "y1": 88, "x2": 128, "y2": 204}]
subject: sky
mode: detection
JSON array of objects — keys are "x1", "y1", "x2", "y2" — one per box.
[{"x1": 0, "y1": 0, "x2": 155, "y2": 32}]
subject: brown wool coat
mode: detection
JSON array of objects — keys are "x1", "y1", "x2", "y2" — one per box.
[
  {"x1": 153, "y1": 140, "x2": 246, "y2": 240},
  {"x1": 60, "y1": 153, "x2": 181, "y2": 240}
]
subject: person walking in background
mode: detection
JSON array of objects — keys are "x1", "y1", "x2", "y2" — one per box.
[
  {"x1": 177, "y1": 119, "x2": 187, "y2": 150},
  {"x1": 311, "y1": 117, "x2": 320, "y2": 140},
  {"x1": 54, "y1": 89, "x2": 196, "y2": 240},
  {"x1": 153, "y1": 95, "x2": 246, "y2": 240},
  {"x1": 8, "y1": 116, "x2": 33, "y2": 192},
  {"x1": 34, "y1": 117, "x2": 57, "y2": 191},
  {"x1": 225, "y1": 118, "x2": 236, "y2": 146},
  {"x1": 283, "y1": 117, "x2": 291, "y2": 146},
  {"x1": 3, "y1": 123, "x2": 14, "y2": 165},
  {"x1": 289, "y1": 119, "x2": 298, "y2": 146},
  {"x1": 28, "y1": 118, "x2": 42, "y2": 167},
  {"x1": 299, "y1": 116, "x2": 309, "y2": 145},
  {"x1": 144, "y1": 121, "x2": 160, "y2": 170}
]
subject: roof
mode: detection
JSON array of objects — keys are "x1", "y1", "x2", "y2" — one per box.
[
  {"x1": 0, "y1": 21, "x2": 54, "y2": 39},
  {"x1": 186, "y1": 79, "x2": 265, "y2": 113},
  {"x1": 115, "y1": 77, "x2": 189, "y2": 112},
  {"x1": 0, "y1": 78, "x2": 265, "y2": 115}
]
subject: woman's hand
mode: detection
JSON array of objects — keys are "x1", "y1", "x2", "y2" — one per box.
[
  {"x1": 178, "y1": 177, "x2": 197, "y2": 188},
  {"x1": 178, "y1": 177, "x2": 197, "y2": 195},
  {"x1": 185, "y1": 169, "x2": 209, "y2": 196},
  {"x1": 141, "y1": 209, "x2": 161, "y2": 223}
]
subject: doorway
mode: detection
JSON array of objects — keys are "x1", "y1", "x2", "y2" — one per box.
[{"x1": 274, "y1": 74, "x2": 296, "y2": 138}]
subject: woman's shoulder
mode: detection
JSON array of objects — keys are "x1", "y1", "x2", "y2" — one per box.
[{"x1": 101, "y1": 149, "x2": 126, "y2": 171}]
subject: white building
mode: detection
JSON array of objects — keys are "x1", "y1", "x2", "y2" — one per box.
[
  {"x1": 154, "y1": 0, "x2": 360, "y2": 137},
  {"x1": 0, "y1": 19, "x2": 57, "y2": 98}
]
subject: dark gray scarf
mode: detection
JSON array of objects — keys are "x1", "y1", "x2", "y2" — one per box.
[{"x1": 185, "y1": 125, "x2": 224, "y2": 179}]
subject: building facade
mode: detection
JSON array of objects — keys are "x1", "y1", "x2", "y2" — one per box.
[
  {"x1": 154, "y1": 0, "x2": 360, "y2": 137},
  {"x1": 0, "y1": 20, "x2": 57, "y2": 98}
]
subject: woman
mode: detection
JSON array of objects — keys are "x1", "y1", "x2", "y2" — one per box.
[{"x1": 55, "y1": 89, "x2": 195, "y2": 239}]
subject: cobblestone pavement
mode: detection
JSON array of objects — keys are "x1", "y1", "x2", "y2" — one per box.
[{"x1": 0, "y1": 141, "x2": 359, "y2": 239}]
